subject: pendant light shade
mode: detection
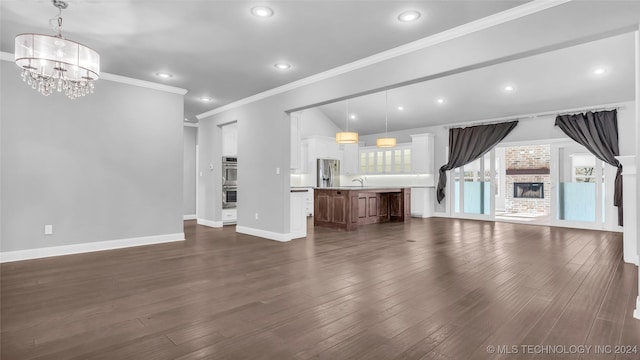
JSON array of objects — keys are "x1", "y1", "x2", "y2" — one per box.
[
  {"x1": 336, "y1": 99, "x2": 359, "y2": 144},
  {"x1": 376, "y1": 91, "x2": 396, "y2": 148},
  {"x1": 336, "y1": 131, "x2": 359, "y2": 144},
  {"x1": 376, "y1": 137, "x2": 397, "y2": 148}
]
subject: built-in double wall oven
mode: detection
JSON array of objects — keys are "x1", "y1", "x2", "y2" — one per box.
[{"x1": 222, "y1": 157, "x2": 237, "y2": 208}]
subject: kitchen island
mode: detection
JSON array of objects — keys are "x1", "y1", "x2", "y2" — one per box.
[{"x1": 314, "y1": 187, "x2": 410, "y2": 231}]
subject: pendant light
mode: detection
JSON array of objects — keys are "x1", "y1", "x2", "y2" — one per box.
[
  {"x1": 336, "y1": 99, "x2": 358, "y2": 144},
  {"x1": 376, "y1": 91, "x2": 397, "y2": 148}
]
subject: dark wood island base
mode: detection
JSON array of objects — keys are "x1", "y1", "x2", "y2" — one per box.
[{"x1": 314, "y1": 188, "x2": 411, "y2": 231}]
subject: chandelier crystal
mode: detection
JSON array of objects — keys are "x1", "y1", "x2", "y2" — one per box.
[{"x1": 14, "y1": 0, "x2": 100, "y2": 99}]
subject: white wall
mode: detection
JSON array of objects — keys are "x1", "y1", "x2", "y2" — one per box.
[
  {"x1": 299, "y1": 108, "x2": 342, "y2": 138},
  {"x1": 0, "y1": 61, "x2": 185, "y2": 255},
  {"x1": 198, "y1": 97, "x2": 290, "y2": 236},
  {"x1": 183, "y1": 126, "x2": 197, "y2": 217}
]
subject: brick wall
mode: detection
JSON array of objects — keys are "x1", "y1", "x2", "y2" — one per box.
[
  {"x1": 505, "y1": 145, "x2": 550, "y2": 215},
  {"x1": 505, "y1": 145, "x2": 550, "y2": 170}
]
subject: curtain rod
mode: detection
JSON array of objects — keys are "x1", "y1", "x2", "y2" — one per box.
[
  {"x1": 443, "y1": 103, "x2": 626, "y2": 130},
  {"x1": 535, "y1": 104, "x2": 624, "y2": 118}
]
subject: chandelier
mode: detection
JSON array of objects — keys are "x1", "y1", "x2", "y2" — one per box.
[{"x1": 14, "y1": 0, "x2": 100, "y2": 99}]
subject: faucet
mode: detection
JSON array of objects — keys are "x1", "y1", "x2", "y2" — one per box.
[{"x1": 352, "y1": 177, "x2": 365, "y2": 187}]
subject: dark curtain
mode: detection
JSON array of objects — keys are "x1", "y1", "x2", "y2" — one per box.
[
  {"x1": 555, "y1": 110, "x2": 623, "y2": 226},
  {"x1": 436, "y1": 121, "x2": 518, "y2": 203}
]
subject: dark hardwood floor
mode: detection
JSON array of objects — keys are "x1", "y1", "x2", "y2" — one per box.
[{"x1": 1, "y1": 218, "x2": 639, "y2": 359}]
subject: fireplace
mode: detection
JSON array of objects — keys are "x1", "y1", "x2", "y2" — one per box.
[{"x1": 513, "y1": 182, "x2": 544, "y2": 199}]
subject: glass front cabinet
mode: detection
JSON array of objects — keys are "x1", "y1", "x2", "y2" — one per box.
[{"x1": 359, "y1": 145, "x2": 412, "y2": 174}]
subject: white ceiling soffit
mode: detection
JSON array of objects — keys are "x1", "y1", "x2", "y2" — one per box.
[{"x1": 196, "y1": 0, "x2": 569, "y2": 120}]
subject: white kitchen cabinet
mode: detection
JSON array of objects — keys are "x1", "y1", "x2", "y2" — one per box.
[
  {"x1": 411, "y1": 187, "x2": 435, "y2": 218},
  {"x1": 290, "y1": 113, "x2": 301, "y2": 170},
  {"x1": 290, "y1": 191, "x2": 307, "y2": 239},
  {"x1": 306, "y1": 136, "x2": 342, "y2": 183},
  {"x1": 221, "y1": 123, "x2": 238, "y2": 156},
  {"x1": 359, "y1": 144, "x2": 411, "y2": 174},
  {"x1": 304, "y1": 188, "x2": 314, "y2": 216},
  {"x1": 411, "y1": 133, "x2": 434, "y2": 174},
  {"x1": 341, "y1": 143, "x2": 360, "y2": 175},
  {"x1": 307, "y1": 135, "x2": 341, "y2": 160},
  {"x1": 222, "y1": 208, "x2": 237, "y2": 224},
  {"x1": 293, "y1": 139, "x2": 310, "y2": 175}
]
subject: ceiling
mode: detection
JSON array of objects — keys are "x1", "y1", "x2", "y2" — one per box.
[
  {"x1": 315, "y1": 32, "x2": 635, "y2": 135},
  {"x1": 0, "y1": 0, "x2": 530, "y2": 122}
]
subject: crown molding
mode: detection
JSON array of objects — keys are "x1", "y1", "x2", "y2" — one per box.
[
  {"x1": 1, "y1": 51, "x2": 188, "y2": 95},
  {"x1": 196, "y1": 0, "x2": 570, "y2": 120},
  {"x1": 0, "y1": 52, "x2": 13, "y2": 61},
  {"x1": 100, "y1": 73, "x2": 188, "y2": 95}
]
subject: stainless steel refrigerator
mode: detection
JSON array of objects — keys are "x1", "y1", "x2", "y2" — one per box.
[{"x1": 317, "y1": 159, "x2": 340, "y2": 188}]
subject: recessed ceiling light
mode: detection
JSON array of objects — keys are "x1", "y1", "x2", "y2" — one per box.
[
  {"x1": 593, "y1": 67, "x2": 607, "y2": 75},
  {"x1": 436, "y1": 98, "x2": 445, "y2": 104},
  {"x1": 199, "y1": 97, "x2": 213, "y2": 102},
  {"x1": 503, "y1": 85, "x2": 515, "y2": 92},
  {"x1": 397, "y1": 106, "x2": 404, "y2": 111},
  {"x1": 398, "y1": 10, "x2": 421, "y2": 22},
  {"x1": 155, "y1": 72, "x2": 173, "y2": 79},
  {"x1": 251, "y1": 6, "x2": 274, "y2": 17},
  {"x1": 274, "y1": 63, "x2": 291, "y2": 70},
  {"x1": 350, "y1": 114, "x2": 357, "y2": 120}
]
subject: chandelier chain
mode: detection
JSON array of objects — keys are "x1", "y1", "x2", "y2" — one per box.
[{"x1": 57, "y1": 16, "x2": 63, "y2": 37}]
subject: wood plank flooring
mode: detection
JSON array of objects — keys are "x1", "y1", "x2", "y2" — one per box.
[{"x1": 1, "y1": 218, "x2": 639, "y2": 359}]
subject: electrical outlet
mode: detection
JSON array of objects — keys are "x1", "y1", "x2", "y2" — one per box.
[
  {"x1": 44, "y1": 225, "x2": 53, "y2": 235},
  {"x1": 276, "y1": 167, "x2": 280, "y2": 175},
  {"x1": 255, "y1": 213, "x2": 259, "y2": 220}
]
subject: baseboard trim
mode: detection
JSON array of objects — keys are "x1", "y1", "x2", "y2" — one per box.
[
  {"x1": 623, "y1": 254, "x2": 640, "y2": 266},
  {"x1": 0, "y1": 233, "x2": 185, "y2": 263},
  {"x1": 197, "y1": 218, "x2": 223, "y2": 228},
  {"x1": 183, "y1": 214, "x2": 197, "y2": 220},
  {"x1": 432, "y1": 212, "x2": 450, "y2": 218},
  {"x1": 634, "y1": 297, "x2": 640, "y2": 320},
  {"x1": 411, "y1": 212, "x2": 434, "y2": 218},
  {"x1": 236, "y1": 226, "x2": 291, "y2": 242}
]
